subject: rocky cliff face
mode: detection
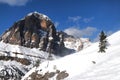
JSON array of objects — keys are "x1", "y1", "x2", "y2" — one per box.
[{"x1": 0, "y1": 12, "x2": 64, "y2": 54}]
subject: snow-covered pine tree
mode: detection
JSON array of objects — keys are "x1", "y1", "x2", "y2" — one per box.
[{"x1": 98, "y1": 31, "x2": 107, "y2": 53}]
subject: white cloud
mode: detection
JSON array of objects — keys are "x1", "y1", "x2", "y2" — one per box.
[
  {"x1": 68, "y1": 16, "x2": 82, "y2": 22},
  {"x1": 83, "y1": 17, "x2": 94, "y2": 23},
  {"x1": 64, "y1": 27, "x2": 97, "y2": 38},
  {"x1": 54, "y1": 22, "x2": 59, "y2": 28},
  {"x1": 0, "y1": 0, "x2": 30, "y2": 6}
]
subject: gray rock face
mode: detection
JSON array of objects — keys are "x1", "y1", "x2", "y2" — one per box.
[
  {"x1": 0, "y1": 65, "x2": 24, "y2": 80},
  {"x1": 0, "y1": 12, "x2": 65, "y2": 54}
]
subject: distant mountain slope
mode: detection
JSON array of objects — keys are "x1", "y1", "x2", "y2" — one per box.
[
  {"x1": 22, "y1": 31, "x2": 120, "y2": 80},
  {"x1": 64, "y1": 37, "x2": 91, "y2": 51}
]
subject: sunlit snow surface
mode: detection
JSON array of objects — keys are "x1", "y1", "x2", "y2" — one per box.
[
  {"x1": 0, "y1": 41, "x2": 50, "y2": 59},
  {"x1": 23, "y1": 31, "x2": 120, "y2": 80}
]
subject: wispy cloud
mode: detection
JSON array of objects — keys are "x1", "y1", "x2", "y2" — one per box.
[
  {"x1": 65, "y1": 16, "x2": 96, "y2": 38},
  {"x1": 54, "y1": 22, "x2": 59, "y2": 28},
  {"x1": 68, "y1": 16, "x2": 94, "y2": 23},
  {"x1": 64, "y1": 27, "x2": 97, "y2": 38},
  {"x1": 83, "y1": 17, "x2": 94, "y2": 23},
  {"x1": 0, "y1": 0, "x2": 30, "y2": 6},
  {"x1": 68, "y1": 16, "x2": 82, "y2": 22}
]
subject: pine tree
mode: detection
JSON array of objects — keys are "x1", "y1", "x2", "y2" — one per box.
[{"x1": 98, "y1": 31, "x2": 107, "y2": 53}]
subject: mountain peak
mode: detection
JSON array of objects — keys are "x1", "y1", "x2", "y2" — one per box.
[
  {"x1": 27, "y1": 11, "x2": 51, "y2": 21},
  {"x1": 0, "y1": 12, "x2": 65, "y2": 54}
]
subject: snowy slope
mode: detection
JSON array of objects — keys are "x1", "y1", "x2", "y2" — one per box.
[
  {"x1": 22, "y1": 30, "x2": 120, "y2": 80},
  {"x1": 0, "y1": 41, "x2": 56, "y2": 79}
]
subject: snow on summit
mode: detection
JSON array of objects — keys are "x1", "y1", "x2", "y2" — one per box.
[
  {"x1": 27, "y1": 11, "x2": 51, "y2": 21},
  {"x1": 23, "y1": 30, "x2": 120, "y2": 80}
]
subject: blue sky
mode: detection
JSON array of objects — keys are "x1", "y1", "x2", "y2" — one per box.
[{"x1": 0, "y1": 0, "x2": 120, "y2": 41}]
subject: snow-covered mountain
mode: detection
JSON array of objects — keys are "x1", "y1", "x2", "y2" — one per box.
[
  {"x1": 0, "y1": 11, "x2": 91, "y2": 80},
  {"x1": 22, "y1": 30, "x2": 120, "y2": 80}
]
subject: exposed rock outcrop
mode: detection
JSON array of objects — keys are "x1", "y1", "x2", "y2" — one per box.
[{"x1": 27, "y1": 70, "x2": 69, "y2": 80}]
